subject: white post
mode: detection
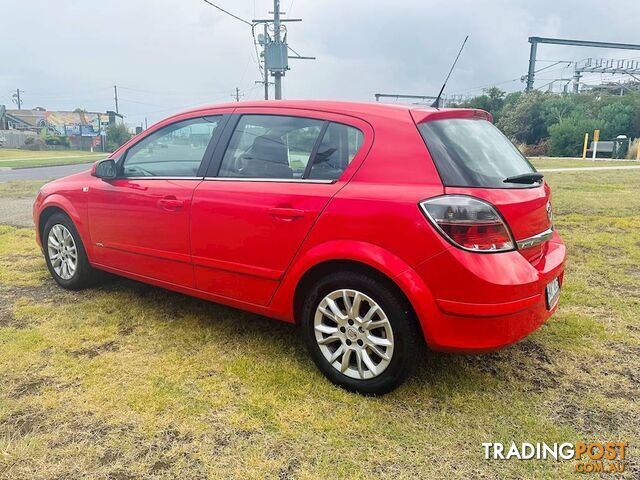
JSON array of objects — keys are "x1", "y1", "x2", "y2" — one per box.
[{"x1": 591, "y1": 129, "x2": 600, "y2": 161}]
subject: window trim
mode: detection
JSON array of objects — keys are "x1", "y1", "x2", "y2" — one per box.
[
  {"x1": 116, "y1": 114, "x2": 227, "y2": 180},
  {"x1": 302, "y1": 121, "x2": 329, "y2": 179},
  {"x1": 205, "y1": 113, "x2": 364, "y2": 183},
  {"x1": 203, "y1": 177, "x2": 335, "y2": 184}
]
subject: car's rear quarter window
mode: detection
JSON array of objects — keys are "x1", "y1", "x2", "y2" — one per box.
[{"x1": 308, "y1": 122, "x2": 363, "y2": 180}]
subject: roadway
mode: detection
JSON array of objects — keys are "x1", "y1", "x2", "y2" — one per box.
[{"x1": 0, "y1": 162, "x2": 92, "y2": 182}]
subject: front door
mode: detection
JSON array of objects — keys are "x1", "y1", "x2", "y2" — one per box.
[
  {"x1": 88, "y1": 115, "x2": 224, "y2": 287},
  {"x1": 190, "y1": 111, "x2": 369, "y2": 305}
]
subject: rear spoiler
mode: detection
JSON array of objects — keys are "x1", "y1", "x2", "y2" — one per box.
[{"x1": 409, "y1": 108, "x2": 492, "y2": 125}]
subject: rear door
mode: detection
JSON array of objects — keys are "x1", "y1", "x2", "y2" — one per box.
[
  {"x1": 414, "y1": 111, "x2": 553, "y2": 261},
  {"x1": 88, "y1": 113, "x2": 228, "y2": 286},
  {"x1": 190, "y1": 108, "x2": 372, "y2": 305}
]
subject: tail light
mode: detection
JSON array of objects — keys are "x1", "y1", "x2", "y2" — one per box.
[{"x1": 419, "y1": 195, "x2": 515, "y2": 253}]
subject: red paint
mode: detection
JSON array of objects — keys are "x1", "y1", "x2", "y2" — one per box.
[{"x1": 34, "y1": 100, "x2": 566, "y2": 352}]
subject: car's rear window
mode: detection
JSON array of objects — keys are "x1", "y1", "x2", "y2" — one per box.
[{"x1": 417, "y1": 118, "x2": 537, "y2": 189}]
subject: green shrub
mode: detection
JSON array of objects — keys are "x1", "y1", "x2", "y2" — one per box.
[
  {"x1": 461, "y1": 89, "x2": 640, "y2": 157},
  {"x1": 106, "y1": 123, "x2": 131, "y2": 152},
  {"x1": 548, "y1": 116, "x2": 598, "y2": 157},
  {"x1": 21, "y1": 137, "x2": 46, "y2": 151},
  {"x1": 496, "y1": 91, "x2": 549, "y2": 144},
  {"x1": 44, "y1": 135, "x2": 70, "y2": 147}
]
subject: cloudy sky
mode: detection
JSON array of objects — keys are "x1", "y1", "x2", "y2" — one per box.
[{"x1": 1, "y1": 0, "x2": 639, "y2": 127}]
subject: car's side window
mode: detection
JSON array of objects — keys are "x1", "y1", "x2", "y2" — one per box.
[
  {"x1": 218, "y1": 115, "x2": 324, "y2": 179},
  {"x1": 308, "y1": 122, "x2": 364, "y2": 180},
  {"x1": 122, "y1": 116, "x2": 220, "y2": 178}
]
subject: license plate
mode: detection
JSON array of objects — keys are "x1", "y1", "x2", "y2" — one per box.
[{"x1": 545, "y1": 277, "x2": 561, "y2": 309}]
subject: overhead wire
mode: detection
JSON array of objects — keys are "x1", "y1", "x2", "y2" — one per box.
[
  {"x1": 200, "y1": 0, "x2": 263, "y2": 78},
  {"x1": 201, "y1": 0, "x2": 252, "y2": 26}
]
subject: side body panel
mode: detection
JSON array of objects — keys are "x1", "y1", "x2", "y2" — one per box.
[
  {"x1": 189, "y1": 108, "x2": 374, "y2": 306},
  {"x1": 88, "y1": 178, "x2": 199, "y2": 287},
  {"x1": 191, "y1": 181, "x2": 339, "y2": 305}
]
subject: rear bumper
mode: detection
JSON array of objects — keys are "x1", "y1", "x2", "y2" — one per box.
[
  {"x1": 425, "y1": 285, "x2": 561, "y2": 353},
  {"x1": 403, "y1": 233, "x2": 566, "y2": 353}
]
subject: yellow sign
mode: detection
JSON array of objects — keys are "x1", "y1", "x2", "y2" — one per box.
[
  {"x1": 593, "y1": 129, "x2": 600, "y2": 142},
  {"x1": 582, "y1": 133, "x2": 589, "y2": 160}
]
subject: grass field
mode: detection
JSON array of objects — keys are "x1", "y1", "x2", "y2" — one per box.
[
  {"x1": 529, "y1": 156, "x2": 640, "y2": 169},
  {"x1": 0, "y1": 169, "x2": 638, "y2": 479},
  {"x1": 0, "y1": 149, "x2": 105, "y2": 169},
  {"x1": 0, "y1": 181, "x2": 44, "y2": 199}
]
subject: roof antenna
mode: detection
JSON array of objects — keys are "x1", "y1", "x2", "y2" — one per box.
[{"x1": 431, "y1": 35, "x2": 469, "y2": 108}]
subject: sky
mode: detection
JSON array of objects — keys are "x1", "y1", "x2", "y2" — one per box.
[{"x1": 1, "y1": 0, "x2": 639, "y2": 127}]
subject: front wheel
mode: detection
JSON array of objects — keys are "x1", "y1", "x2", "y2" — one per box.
[
  {"x1": 43, "y1": 212, "x2": 97, "y2": 290},
  {"x1": 301, "y1": 272, "x2": 419, "y2": 395}
]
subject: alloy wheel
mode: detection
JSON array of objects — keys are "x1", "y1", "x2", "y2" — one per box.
[
  {"x1": 47, "y1": 224, "x2": 78, "y2": 280},
  {"x1": 314, "y1": 289, "x2": 395, "y2": 380}
]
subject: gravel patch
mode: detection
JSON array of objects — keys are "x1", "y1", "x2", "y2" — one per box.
[{"x1": 0, "y1": 198, "x2": 34, "y2": 227}]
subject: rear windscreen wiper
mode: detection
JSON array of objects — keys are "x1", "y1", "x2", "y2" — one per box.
[{"x1": 503, "y1": 173, "x2": 544, "y2": 184}]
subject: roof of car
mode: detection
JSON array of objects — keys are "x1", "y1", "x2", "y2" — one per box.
[
  {"x1": 181, "y1": 99, "x2": 481, "y2": 121},
  {"x1": 150, "y1": 100, "x2": 492, "y2": 130}
]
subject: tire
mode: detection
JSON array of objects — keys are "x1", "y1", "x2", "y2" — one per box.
[
  {"x1": 301, "y1": 271, "x2": 419, "y2": 395},
  {"x1": 43, "y1": 212, "x2": 97, "y2": 290}
]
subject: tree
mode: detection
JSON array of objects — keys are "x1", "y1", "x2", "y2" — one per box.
[
  {"x1": 496, "y1": 91, "x2": 548, "y2": 144},
  {"x1": 455, "y1": 88, "x2": 639, "y2": 156},
  {"x1": 598, "y1": 102, "x2": 634, "y2": 138},
  {"x1": 106, "y1": 123, "x2": 131, "y2": 152},
  {"x1": 548, "y1": 115, "x2": 598, "y2": 157},
  {"x1": 459, "y1": 87, "x2": 506, "y2": 122},
  {"x1": 541, "y1": 94, "x2": 576, "y2": 125}
]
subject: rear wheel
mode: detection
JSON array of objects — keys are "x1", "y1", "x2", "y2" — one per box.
[
  {"x1": 301, "y1": 271, "x2": 418, "y2": 395},
  {"x1": 43, "y1": 212, "x2": 96, "y2": 290}
]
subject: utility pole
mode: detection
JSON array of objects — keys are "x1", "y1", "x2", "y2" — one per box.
[
  {"x1": 113, "y1": 85, "x2": 119, "y2": 114},
  {"x1": 12, "y1": 89, "x2": 22, "y2": 110},
  {"x1": 145, "y1": 117, "x2": 148, "y2": 130},
  {"x1": 252, "y1": 3, "x2": 314, "y2": 100},
  {"x1": 273, "y1": 0, "x2": 283, "y2": 99},
  {"x1": 263, "y1": 23, "x2": 269, "y2": 100},
  {"x1": 231, "y1": 87, "x2": 244, "y2": 102}
]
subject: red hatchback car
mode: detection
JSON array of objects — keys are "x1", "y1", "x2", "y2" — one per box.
[{"x1": 34, "y1": 101, "x2": 565, "y2": 394}]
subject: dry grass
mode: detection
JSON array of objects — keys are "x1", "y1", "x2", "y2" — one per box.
[
  {"x1": 0, "y1": 181, "x2": 44, "y2": 200},
  {"x1": 626, "y1": 139, "x2": 640, "y2": 160},
  {"x1": 0, "y1": 169, "x2": 639, "y2": 479}
]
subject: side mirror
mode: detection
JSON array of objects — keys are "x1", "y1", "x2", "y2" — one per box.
[{"x1": 92, "y1": 159, "x2": 117, "y2": 180}]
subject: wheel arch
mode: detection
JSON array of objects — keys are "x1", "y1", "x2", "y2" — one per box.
[
  {"x1": 293, "y1": 259, "x2": 418, "y2": 326},
  {"x1": 270, "y1": 240, "x2": 439, "y2": 345},
  {"x1": 38, "y1": 205, "x2": 68, "y2": 243},
  {"x1": 37, "y1": 195, "x2": 90, "y2": 258}
]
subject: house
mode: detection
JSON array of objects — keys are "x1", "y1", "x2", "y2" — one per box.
[{"x1": 0, "y1": 106, "x2": 124, "y2": 150}]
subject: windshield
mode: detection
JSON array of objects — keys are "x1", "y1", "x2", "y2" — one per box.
[{"x1": 417, "y1": 118, "x2": 538, "y2": 189}]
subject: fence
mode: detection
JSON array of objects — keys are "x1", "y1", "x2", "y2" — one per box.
[{"x1": 0, "y1": 130, "x2": 37, "y2": 148}]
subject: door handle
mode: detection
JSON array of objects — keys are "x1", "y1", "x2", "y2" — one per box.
[
  {"x1": 158, "y1": 196, "x2": 184, "y2": 211},
  {"x1": 268, "y1": 207, "x2": 305, "y2": 220}
]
